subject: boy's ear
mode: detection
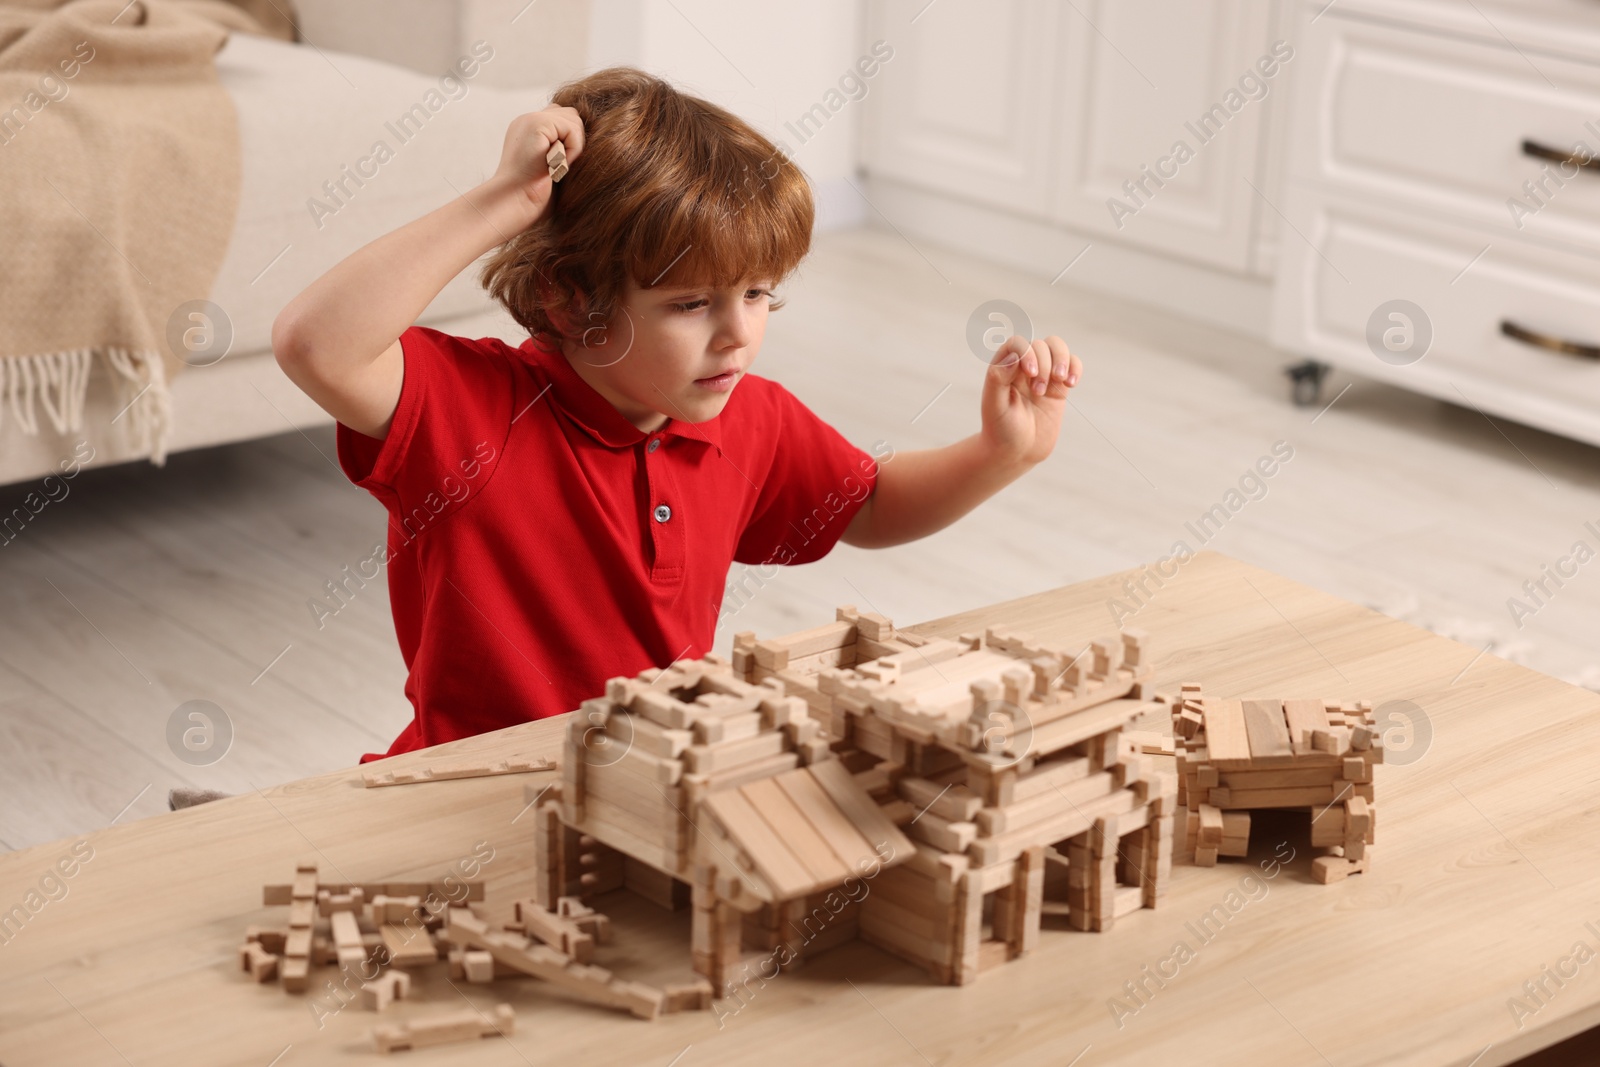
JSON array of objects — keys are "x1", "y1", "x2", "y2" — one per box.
[{"x1": 539, "y1": 282, "x2": 589, "y2": 338}]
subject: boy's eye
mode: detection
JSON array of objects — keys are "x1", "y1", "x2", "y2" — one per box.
[{"x1": 670, "y1": 289, "x2": 771, "y2": 313}]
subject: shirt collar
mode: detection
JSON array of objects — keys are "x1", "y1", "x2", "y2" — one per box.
[{"x1": 520, "y1": 336, "x2": 723, "y2": 455}]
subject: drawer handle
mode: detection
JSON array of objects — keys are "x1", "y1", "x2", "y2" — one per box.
[
  {"x1": 1521, "y1": 139, "x2": 1600, "y2": 174},
  {"x1": 1501, "y1": 319, "x2": 1600, "y2": 360}
]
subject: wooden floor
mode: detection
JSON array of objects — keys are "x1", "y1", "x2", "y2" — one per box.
[{"x1": 3, "y1": 225, "x2": 1598, "y2": 855}]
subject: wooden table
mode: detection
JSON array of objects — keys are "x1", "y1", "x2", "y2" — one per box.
[{"x1": 3, "y1": 552, "x2": 1597, "y2": 1067}]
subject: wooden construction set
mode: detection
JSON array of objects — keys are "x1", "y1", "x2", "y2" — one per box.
[
  {"x1": 241, "y1": 862, "x2": 711, "y2": 1053},
  {"x1": 1171, "y1": 683, "x2": 1383, "y2": 883},
  {"x1": 239, "y1": 606, "x2": 1384, "y2": 1046},
  {"x1": 536, "y1": 607, "x2": 1191, "y2": 992}
]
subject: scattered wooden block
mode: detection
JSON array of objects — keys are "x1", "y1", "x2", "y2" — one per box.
[
  {"x1": 360, "y1": 971, "x2": 411, "y2": 1012},
  {"x1": 363, "y1": 757, "x2": 556, "y2": 788},
  {"x1": 239, "y1": 942, "x2": 278, "y2": 983},
  {"x1": 280, "y1": 956, "x2": 310, "y2": 993},
  {"x1": 663, "y1": 978, "x2": 714, "y2": 1012},
  {"x1": 1311, "y1": 854, "x2": 1367, "y2": 884},
  {"x1": 379, "y1": 924, "x2": 437, "y2": 968},
  {"x1": 374, "y1": 1004, "x2": 514, "y2": 1053},
  {"x1": 463, "y1": 950, "x2": 495, "y2": 984}
]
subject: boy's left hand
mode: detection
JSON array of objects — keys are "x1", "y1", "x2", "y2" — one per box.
[{"x1": 981, "y1": 334, "x2": 1081, "y2": 466}]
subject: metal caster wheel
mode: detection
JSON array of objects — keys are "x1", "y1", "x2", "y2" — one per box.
[{"x1": 1284, "y1": 360, "x2": 1331, "y2": 407}]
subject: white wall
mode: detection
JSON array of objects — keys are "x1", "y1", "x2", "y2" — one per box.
[{"x1": 589, "y1": 0, "x2": 870, "y2": 230}]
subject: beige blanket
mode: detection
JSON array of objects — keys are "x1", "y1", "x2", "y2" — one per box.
[{"x1": 0, "y1": 0, "x2": 293, "y2": 464}]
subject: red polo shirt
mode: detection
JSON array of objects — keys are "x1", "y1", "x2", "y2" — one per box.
[{"x1": 336, "y1": 324, "x2": 881, "y2": 761}]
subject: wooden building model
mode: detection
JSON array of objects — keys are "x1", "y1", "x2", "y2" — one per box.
[
  {"x1": 531, "y1": 607, "x2": 1180, "y2": 993},
  {"x1": 1172, "y1": 683, "x2": 1382, "y2": 883}
]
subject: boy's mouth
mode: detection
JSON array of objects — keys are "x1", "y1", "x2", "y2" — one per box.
[{"x1": 693, "y1": 370, "x2": 739, "y2": 393}]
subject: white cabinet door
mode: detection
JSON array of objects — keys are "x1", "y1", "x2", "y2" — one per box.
[
  {"x1": 1048, "y1": 0, "x2": 1278, "y2": 272},
  {"x1": 861, "y1": 0, "x2": 1062, "y2": 216}
]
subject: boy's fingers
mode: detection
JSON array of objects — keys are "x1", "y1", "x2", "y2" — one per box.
[
  {"x1": 542, "y1": 106, "x2": 585, "y2": 162},
  {"x1": 1043, "y1": 336, "x2": 1079, "y2": 388},
  {"x1": 1031, "y1": 339, "x2": 1053, "y2": 395},
  {"x1": 988, "y1": 335, "x2": 1027, "y2": 384}
]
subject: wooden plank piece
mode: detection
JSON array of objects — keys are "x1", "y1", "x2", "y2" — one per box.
[
  {"x1": 773, "y1": 766, "x2": 883, "y2": 874},
  {"x1": 806, "y1": 757, "x2": 914, "y2": 866},
  {"x1": 700, "y1": 787, "x2": 817, "y2": 898},
  {"x1": 1202, "y1": 699, "x2": 1252, "y2": 764},
  {"x1": 1241, "y1": 699, "x2": 1293, "y2": 762},
  {"x1": 741, "y1": 777, "x2": 855, "y2": 888},
  {"x1": 1283, "y1": 698, "x2": 1332, "y2": 750},
  {"x1": 380, "y1": 924, "x2": 437, "y2": 967}
]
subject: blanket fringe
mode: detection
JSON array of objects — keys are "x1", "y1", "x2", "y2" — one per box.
[{"x1": 1, "y1": 348, "x2": 173, "y2": 466}]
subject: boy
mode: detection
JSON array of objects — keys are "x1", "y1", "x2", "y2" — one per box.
[{"x1": 273, "y1": 67, "x2": 1081, "y2": 762}]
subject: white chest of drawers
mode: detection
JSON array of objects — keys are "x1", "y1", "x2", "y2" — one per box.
[{"x1": 1271, "y1": 0, "x2": 1600, "y2": 445}]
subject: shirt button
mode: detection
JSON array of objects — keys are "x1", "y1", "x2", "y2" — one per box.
[
  {"x1": 647, "y1": 438, "x2": 661, "y2": 453},
  {"x1": 653, "y1": 503, "x2": 672, "y2": 523}
]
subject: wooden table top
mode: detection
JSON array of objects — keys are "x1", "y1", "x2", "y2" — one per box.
[{"x1": 2, "y1": 551, "x2": 1596, "y2": 1067}]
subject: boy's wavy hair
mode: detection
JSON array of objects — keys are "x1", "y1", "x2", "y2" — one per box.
[{"x1": 480, "y1": 67, "x2": 813, "y2": 350}]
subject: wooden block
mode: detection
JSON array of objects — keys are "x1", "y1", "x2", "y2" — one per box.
[
  {"x1": 1310, "y1": 808, "x2": 1347, "y2": 847},
  {"x1": 907, "y1": 812, "x2": 977, "y2": 853},
  {"x1": 753, "y1": 640, "x2": 790, "y2": 671},
  {"x1": 280, "y1": 956, "x2": 310, "y2": 993},
  {"x1": 682, "y1": 731, "x2": 787, "y2": 774},
  {"x1": 360, "y1": 971, "x2": 411, "y2": 1011},
  {"x1": 239, "y1": 942, "x2": 279, "y2": 983},
  {"x1": 771, "y1": 619, "x2": 858, "y2": 659},
  {"x1": 374, "y1": 1004, "x2": 514, "y2": 1053},
  {"x1": 514, "y1": 900, "x2": 596, "y2": 962},
  {"x1": 379, "y1": 923, "x2": 438, "y2": 969},
  {"x1": 1311, "y1": 729, "x2": 1339, "y2": 754},
  {"x1": 1241, "y1": 699, "x2": 1293, "y2": 763},
  {"x1": 1346, "y1": 795, "x2": 1372, "y2": 837},
  {"x1": 464, "y1": 949, "x2": 495, "y2": 983},
  {"x1": 330, "y1": 909, "x2": 362, "y2": 948},
  {"x1": 546, "y1": 139, "x2": 568, "y2": 181},
  {"x1": 1197, "y1": 804, "x2": 1224, "y2": 848},
  {"x1": 1010, "y1": 754, "x2": 1092, "y2": 803},
  {"x1": 1212, "y1": 785, "x2": 1342, "y2": 809},
  {"x1": 246, "y1": 926, "x2": 288, "y2": 955},
  {"x1": 856, "y1": 611, "x2": 892, "y2": 641},
  {"x1": 1193, "y1": 846, "x2": 1219, "y2": 867},
  {"x1": 284, "y1": 926, "x2": 312, "y2": 960},
  {"x1": 1311, "y1": 855, "x2": 1358, "y2": 884},
  {"x1": 662, "y1": 978, "x2": 714, "y2": 1013},
  {"x1": 1201, "y1": 700, "x2": 1252, "y2": 764},
  {"x1": 806, "y1": 758, "x2": 914, "y2": 867},
  {"x1": 1113, "y1": 885, "x2": 1144, "y2": 919},
  {"x1": 896, "y1": 776, "x2": 984, "y2": 822},
  {"x1": 1218, "y1": 766, "x2": 1338, "y2": 790},
  {"x1": 1342, "y1": 756, "x2": 1371, "y2": 782},
  {"x1": 290, "y1": 865, "x2": 318, "y2": 901},
  {"x1": 1283, "y1": 698, "x2": 1332, "y2": 749}
]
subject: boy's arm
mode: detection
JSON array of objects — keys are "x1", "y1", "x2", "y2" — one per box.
[
  {"x1": 271, "y1": 107, "x2": 584, "y2": 440},
  {"x1": 842, "y1": 335, "x2": 1081, "y2": 549}
]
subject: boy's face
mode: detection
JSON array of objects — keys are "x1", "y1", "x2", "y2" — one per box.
[{"x1": 561, "y1": 275, "x2": 775, "y2": 432}]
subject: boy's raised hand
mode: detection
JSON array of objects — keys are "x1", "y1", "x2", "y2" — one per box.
[
  {"x1": 981, "y1": 335, "x2": 1082, "y2": 467},
  {"x1": 493, "y1": 104, "x2": 586, "y2": 225}
]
